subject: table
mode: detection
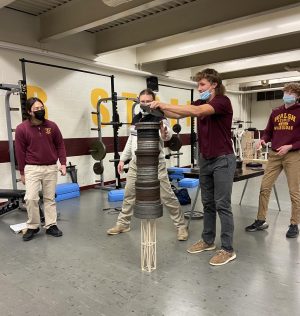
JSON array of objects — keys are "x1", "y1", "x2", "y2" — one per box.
[{"x1": 182, "y1": 166, "x2": 281, "y2": 227}]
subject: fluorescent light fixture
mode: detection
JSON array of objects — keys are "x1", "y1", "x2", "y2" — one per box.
[
  {"x1": 179, "y1": 40, "x2": 219, "y2": 50},
  {"x1": 277, "y1": 20, "x2": 300, "y2": 28},
  {"x1": 223, "y1": 28, "x2": 271, "y2": 41},
  {"x1": 102, "y1": 0, "x2": 133, "y2": 7}
]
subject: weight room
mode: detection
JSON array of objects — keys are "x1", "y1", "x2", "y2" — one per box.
[{"x1": 0, "y1": 1, "x2": 300, "y2": 315}]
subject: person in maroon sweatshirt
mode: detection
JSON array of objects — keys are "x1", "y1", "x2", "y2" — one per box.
[
  {"x1": 15, "y1": 97, "x2": 66, "y2": 241},
  {"x1": 150, "y1": 68, "x2": 236, "y2": 266},
  {"x1": 246, "y1": 83, "x2": 300, "y2": 238}
]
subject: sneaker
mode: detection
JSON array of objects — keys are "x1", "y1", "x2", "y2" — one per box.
[
  {"x1": 46, "y1": 225, "x2": 63, "y2": 237},
  {"x1": 107, "y1": 224, "x2": 130, "y2": 235},
  {"x1": 23, "y1": 227, "x2": 40, "y2": 241},
  {"x1": 177, "y1": 226, "x2": 189, "y2": 241},
  {"x1": 209, "y1": 249, "x2": 236, "y2": 266},
  {"x1": 187, "y1": 240, "x2": 216, "y2": 254},
  {"x1": 245, "y1": 219, "x2": 269, "y2": 232},
  {"x1": 286, "y1": 224, "x2": 299, "y2": 238}
]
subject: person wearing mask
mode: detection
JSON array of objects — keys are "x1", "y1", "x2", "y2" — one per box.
[
  {"x1": 15, "y1": 97, "x2": 66, "y2": 241},
  {"x1": 245, "y1": 83, "x2": 300, "y2": 238},
  {"x1": 150, "y1": 69, "x2": 236, "y2": 266},
  {"x1": 107, "y1": 89, "x2": 188, "y2": 241}
]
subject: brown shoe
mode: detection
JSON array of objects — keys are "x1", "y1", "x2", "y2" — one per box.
[
  {"x1": 209, "y1": 249, "x2": 236, "y2": 266},
  {"x1": 177, "y1": 226, "x2": 189, "y2": 241},
  {"x1": 107, "y1": 224, "x2": 130, "y2": 235},
  {"x1": 187, "y1": 240, "x2": 216, "y2": 254}
]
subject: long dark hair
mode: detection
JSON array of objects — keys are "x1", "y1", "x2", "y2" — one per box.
[{"x1": 25, "y1": 97, "x2": 44, "y2": 118}]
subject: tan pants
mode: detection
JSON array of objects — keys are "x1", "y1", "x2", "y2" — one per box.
[
  {"x1": 24, "y1": 164, "x2": 58, "y2": 229},
  {"x1": 257, "y1": 150, "x2": 300, "y2": 224},
  {"x1": 117, "y1": 160, "x2": 186, "y2": 228}
]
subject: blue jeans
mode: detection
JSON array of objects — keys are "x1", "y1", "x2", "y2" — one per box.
[{"x1": 200, "y1": 154, "x2": 236, "y2": 251}]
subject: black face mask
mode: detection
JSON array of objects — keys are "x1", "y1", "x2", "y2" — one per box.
[{"x1": 33, "y1": 109, "x2": 45, "y2": 121}]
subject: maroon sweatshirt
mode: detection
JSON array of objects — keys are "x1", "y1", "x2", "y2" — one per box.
[
  {"x1": 262, "y1": 103, "x2": 300, "y2": 151},
  {"x1": 15, "y1": 119, "x2": 67, "y2": 175},
  {"x1": 193, "y1": 95, "x2": 233, "y2": 159}
]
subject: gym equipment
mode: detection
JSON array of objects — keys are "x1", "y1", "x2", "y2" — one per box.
[
  {"x1": 108, "y1": 189, "x2": 125, "y2": 202},
  {"x1": 91, "y1": 94, "x2": 139, "y2": 190},
  {"x1": 165, "y1": 152, "x2": 183, "y2": 160},
  {"x1": 66, "y1": 162, "x2": 78, "y2": 183},
  {"x1": 134, "y1": 122, "x2": 163, "y2": 219},
  {"x1": 19, "y1": 58, "x2": 113, "y2": 189},
  {"x1": 168, "y1": 135, "x2": 182, "y2": 151},
  {"x1": 93, "y1": 162, "x2": 104, "y2": 175},
  {"x1": 55, "y1": 183, "x2": 80, "y2": 202},
  {"x1": 0, "y1": 189, "x2": 45, "y2": 221},
  {"x1": 178, "y1": 178, "x2": 199, "y2": 188},
  {"x1": 140, "y1": 104, "x2": 164, "y2": 117},
  {"x1": 134, "y1": 122, "x2": 162, "y2": 272},
  {"x1": 0, "y1": 82, "x2": 26, "y2": 190},
  {"x1": 172, "y1": 123, "x2": 181, "y2": 134},
  {"x1": 0, "y1": 189, "x2": 26, "y2": 216},
  {"x1": 90, "y1": 140, "x2": 106, "y2": 161}
]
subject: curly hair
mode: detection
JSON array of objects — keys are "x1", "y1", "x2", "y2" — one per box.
[
  {"x1": 193, "y1": 68, "x2": 225, "y2": 96},
  {"x1": 283, "y1": 83, "x2": 300, "y2": 96}
]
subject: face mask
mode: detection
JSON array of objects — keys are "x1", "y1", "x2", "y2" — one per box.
[
  {"x1": 33, "y1": 109, "x2": 45, "y2": 121},
  {"x1": 199, "y1": 90, "x2": 211, "y2": 101},
  {"x1": 283, "y1": 94, "x2": 296, "y2": 105}
]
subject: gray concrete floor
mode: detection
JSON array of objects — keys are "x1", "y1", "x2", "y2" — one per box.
[{"x1": 0, "y1": 172, "x2": 299, "y2": 316}]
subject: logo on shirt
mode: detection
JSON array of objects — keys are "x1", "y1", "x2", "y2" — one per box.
[
  {"x1": 45, "y1": 128, "x2": 52, "y2": 135},
  {"x1": 274, "y1": 113, "x2": 296, "y2": 131}
]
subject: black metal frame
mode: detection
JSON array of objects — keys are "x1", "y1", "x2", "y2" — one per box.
[
  {"x1": 19, "y1": 58, "x2": 120, "y2": 186},
  {"x1": 158, "y1": 83, "x2": 195, "y2": 166}
]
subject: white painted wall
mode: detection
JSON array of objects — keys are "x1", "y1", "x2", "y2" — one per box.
[
  {"x1": 0, "y1": 46, "x2": 194, "y2": 190},
  {"x1": 250, "y1": 97, "x2": 283, "y2": 130}
]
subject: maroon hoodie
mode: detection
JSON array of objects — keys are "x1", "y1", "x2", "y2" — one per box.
[
  {"x1": 15, "y1": 119, "x2": 66, "y2": 175},
  {"x1": 262, "y1": 103, "x2": 300, "y2": 151}
]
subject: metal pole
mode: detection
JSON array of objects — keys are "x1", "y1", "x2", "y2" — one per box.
[
  {"x1": 110, "y1": 76, "x2": 121, "y2": 189},
  {"x1": 5, "y1": 91, "x2": 17, "y2": 190},
  {"x1": 20, "y1": 60, "x2": 27, "y2": 121},
  {"x1": 190, "y1": 89, "x2": 195, "y2": 167}
]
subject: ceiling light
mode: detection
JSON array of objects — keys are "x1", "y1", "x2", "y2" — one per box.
[
  {"x1": 102, "y1": 0, "x2": 133, "y2": 7},
  {"x1": 223, "y1": 28, "x2": 271, "y2": 41},
  {"x1": 277, "y1": 21, "x2": 300, "y2": 28}
]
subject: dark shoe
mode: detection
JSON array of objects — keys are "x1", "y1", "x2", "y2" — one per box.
[
  {"x1": 245, "y1": 220, "x2": 269, "y2": 232},
  {"x1": 46, "y1": 225, "x2": 63, "y2": 237},
  {"x1": 286, "y1": 224, "x2": 299, "y2": 238},
  {"x1": 23, "y1": 227, "x2": 40, "y2": 241}
]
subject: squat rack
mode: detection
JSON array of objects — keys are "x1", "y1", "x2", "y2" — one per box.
[
  {"x1": 19, "y1": 58, "x2": 116, "y2": 186},
  {"x1": 92, "y1": 95, "x2": 139, "y2": 189},
  {"x1": 157, "y1": 83, "x2": 196, "y2": 167},
  {"x1": 0, "y1": 81, "x2": 26, "y2": 190}
]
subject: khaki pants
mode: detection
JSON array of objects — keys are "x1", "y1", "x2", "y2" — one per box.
[
  {"x1": 257, "y1": 150, "x2": 300, "y2": 225},
  {"x1": 24, "y1": 164, "x2": 58, "y2": 229},
  {"x1": 117, "y1": 160, "x2": 186, "y2": 228}
]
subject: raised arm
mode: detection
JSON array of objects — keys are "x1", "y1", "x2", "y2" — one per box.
[{"x1": 150, "y1": 101, "x2": 215, "y2": 118}]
